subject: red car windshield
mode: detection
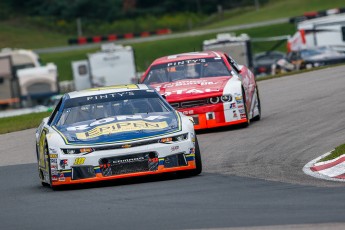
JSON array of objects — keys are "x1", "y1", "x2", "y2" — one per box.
[{"x1": 143, "y1": 58, "x2": 231, "y2": 84}]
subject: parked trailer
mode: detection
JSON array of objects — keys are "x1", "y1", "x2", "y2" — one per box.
[
  {"x1": 202, "y1": 33, "x2": 253, "y2": 68},
  {"x1": 72, "y1": 43, "x2": 137, "y2": 91},
  {"x1": 0, "y1": 56, "x2": 19, "y2": 108},
  {"x1": 0, "y1": 49, "x2": 59, "y2": 108},
  {"x1": 288, "y1": 13, "x2": 345, "y2": 52}
]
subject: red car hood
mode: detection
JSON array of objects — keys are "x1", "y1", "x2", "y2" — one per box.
[{"x1": 151, "y1": 76, "x2": 231, "y2": 102}]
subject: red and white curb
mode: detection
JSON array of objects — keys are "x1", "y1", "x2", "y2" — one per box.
[{"x1": 303, "y1": 151, "x2": 345, "y2": 182}]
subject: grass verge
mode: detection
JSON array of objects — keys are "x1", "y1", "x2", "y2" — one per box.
[
  {"x1": 320, "y1": 144, "x2": 345, "y2": 162},
  {"x1": 202, "y1": 0, "x2": 345, "y2": 29},
  {"x1": 0, "y1": 111, "x2": 50, "y2": 134}
]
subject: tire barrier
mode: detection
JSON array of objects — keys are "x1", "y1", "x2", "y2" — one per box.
[{"x1": 68, "y1": 29, "x2": 171, "y2": 45}]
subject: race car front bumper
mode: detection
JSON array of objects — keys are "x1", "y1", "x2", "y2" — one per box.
[
  {"x1": 191, "y1": 112, "x2": 247, "y2": 130},
  {"x1": 179, "y1": 103, "x2": 248, "y2": 130},
  {"x1": 49, "y1": 137, "x2": 196, "y2": 186}
]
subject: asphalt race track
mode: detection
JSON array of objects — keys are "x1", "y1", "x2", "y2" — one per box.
[{"x1": 1, "y1": 66, "x2": 345, "y2": 229}]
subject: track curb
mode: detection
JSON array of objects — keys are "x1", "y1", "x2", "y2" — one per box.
[{"x1": 303, "y1": 151, "x2": 345, "y2": 182}]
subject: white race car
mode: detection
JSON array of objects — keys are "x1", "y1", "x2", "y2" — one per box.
[{"x1": 35, "y1": 84, "x2": 201, "y2": 188}]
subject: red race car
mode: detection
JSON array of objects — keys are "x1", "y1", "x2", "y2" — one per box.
[{"x1": 140, "y1": 51, "x2": 261, "y2": 130}]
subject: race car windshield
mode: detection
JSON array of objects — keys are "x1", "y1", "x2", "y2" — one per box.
[
  {"x1": 143, "y1": 58, "x2": 231, "y2": 84},
  {"x1": 56, "y1": 91, "x2": 170, "y2": 126}
]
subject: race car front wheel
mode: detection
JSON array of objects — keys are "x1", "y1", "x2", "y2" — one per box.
[
  {"x1": 193, "y1": 137, "x2": 202, "y2": 175},
  {"x1": 41, "y1": 139, "x2": 55, "y2": 189},
  {"x1": 252, "y1": 86, "x2": 261, "y2": 121},
  {"x1": 241, "y1": 88, "x2": 250, "y2": 128},
  {"x1": 180, "y1": 136, "x2": 202, "y2": 177}
]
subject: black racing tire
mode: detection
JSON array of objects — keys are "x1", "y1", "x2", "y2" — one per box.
[
  {"x1": 252, "y1": 86, "x2": 261, "y2": 122},
  {"x1": 179, "y1": 136, "x2": 202, "y2": 177},
  {"x1": 241, "y1": 88, "x2": 250, "y2": 128},
  {"x1": 43, "y1": 138, "x2": 55, "y2": 189},
  {"x1": 191, "y1": 136, "x2": 202, "y2": 176}
]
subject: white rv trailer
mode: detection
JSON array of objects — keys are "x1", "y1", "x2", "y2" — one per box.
[
  {"x1": 288, "y1": 13, "x2": 345, "y2": 52},
  {"x1": 72, "y1": 43, "x2": 137, "y2": 91},
  {"x1": 202, "y1": 33, "x2": 253, "y2": 68},
  {"x1": 0, "y1": 49, "x2": 59, "y2": 108}
]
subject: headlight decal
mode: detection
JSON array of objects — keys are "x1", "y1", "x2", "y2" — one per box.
[{"x1": 209, "y1": 94, "x2": 232, "y2": 104}]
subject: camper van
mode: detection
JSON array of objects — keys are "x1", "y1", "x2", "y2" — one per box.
[
  {"x1": 202, "y1": 33, "x2": 253, "y2": 68},
  {"x1": 72, "y1": 43, "x2": 137, "y2": 91},
  {"x1": 288, "y1": 13, "x2": 345, "y2": 52},
  {"x1": 0, "y1": 49, "x2": 59, "y2": 108}
]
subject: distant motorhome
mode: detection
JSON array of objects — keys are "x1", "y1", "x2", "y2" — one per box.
[
  {"x1": 202, "y1": 33, "x2": 253, "y2": 68},
  {"x1": 288, "y1": 13, "x2": 345, "y2": 52},
  {"x1": 72, "y1": 43, "x2": 137, "y2": 91},
  {"x1": 0, "y1": 49, "x2": 59, "y2": 109}
]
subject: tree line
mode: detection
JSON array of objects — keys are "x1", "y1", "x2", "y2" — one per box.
[{"x1": 2, "y1": 0, "x2": 267, "y2": 21}]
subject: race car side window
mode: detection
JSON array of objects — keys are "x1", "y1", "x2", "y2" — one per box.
[
  {"x1": 225, "y1": 55, "x2": 240, "y2": 74},
  {"x1": 47, "y1": 98, "x2": 63, "y2": 126}
]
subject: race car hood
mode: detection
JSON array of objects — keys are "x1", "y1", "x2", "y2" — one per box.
[
  {"x1": 152, "y1": 76, "x2": 231, "y2": 101},
  {"x1": 53, "y1": 112, "x2": 181, "y2": 146}
]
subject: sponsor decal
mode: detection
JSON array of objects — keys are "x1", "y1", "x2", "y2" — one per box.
[
  {"x1": 51, "y1": 170, "x2": 58, "y2": 176},
  {"x1": 157, "y1": 80, "x2": 220, "y2": 88},
  {"x1": 67, "y1": 115, "x2": 167, "y2": 131},
  {"x1": 233, "y1": 110, "x2": 238, "y2": 118},
  {"x1": 236, "y1": 99, "x2": 243, "y2": 104},
  {"x1": 238, "y1": 104, "x2": 244, "y2": 109},
  {"x1": 60, "y1": 159, "x2": 68, "y2": 169},
  {"x1": 74, "y1": 157, "x2": 86, "y2": 165},
  {"x1": 50, "y1": 159, "x2": 57, "y2": 164},
  {"x1": 59, "y1": 173, "x2": 65, "y2": 182},
  {"x1": 171, "y1": 146, "x2": 179, "y2": 151},
  {"x1": 182, "y1": 110, "x2": 194, "y2": 115},
  {"x1": 85, "y1": 91, "x2": 134, "y2": 101},
  {"x1": 76, "y1": 121, "x2": 168, "y2": 140},
  {"x1": 229, "y1": 103, "x2": 236, "y2": 109},
  {"x1": 49, "y1": 148, "x2": 57, "y2": 153},
  {"x1": 240, "y1": 114, "x2": 246, "y2": 118},
  {"x1": 112, "y1": 157, "x2": 145, "y2": 165},
  {"x1": 52, "y1": 175, "x2": 58, "y2": 181},
  {"x1": 167, "y1": 59, "x2": 206, "y2": 67},
  {"x1": 235, "y1": 96, "x2": 242, "y2": 100},
  {"x1": 239, "y1": 109, "x2": 245, "y2": 114},
  {"x1": 122, "y1": 144, "x2": 132, "y2": 148},
  {"x1": 50, "y1": 154, "x2": 58, "y2": 158},
  {"x1": 161, "y1": 88, "x2": 220, "y2": 96}
]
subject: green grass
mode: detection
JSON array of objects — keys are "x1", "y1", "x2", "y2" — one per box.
[
  {"x1": 1, "y1": 0, "x2": 343, "y2": 50},
  {"x1": 0, "y1": 19, "x2": 70, "y2": 49},
  {"x1": 41, "y1": 48, "x2": 97, "y2": 81},
  {"x1": 202, "y1": 0, "x2": 345, "y2": 29},
  {"x1": 320, "y1": 143, "x2": 345, "y2": 162},
  {"x1": 0, "y1": 111, "x2": 51, "y2": 134}
]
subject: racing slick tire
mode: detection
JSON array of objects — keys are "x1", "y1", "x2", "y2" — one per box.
[
  {"x1": 178, "y1": 136, "x2": 202, "y2": 177},
  {"x1": 241, "y1": 88, "x2": 250, "y2": 128},
  {"x1": 252, "y1": 86, "x2": 261, "y2": 122},
  {"x1": 36, "y1": 145, "x2": 49, "y2": 187},
  {"x1": 41, "y1": 139, "x2": 55, "y2": 189}
]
